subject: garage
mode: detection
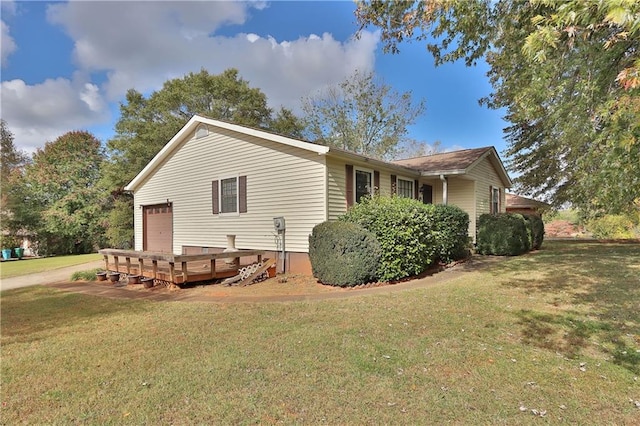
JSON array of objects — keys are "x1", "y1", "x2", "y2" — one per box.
[{"x1": 143, "y1": 204, "x2": 173, "y2": 252}]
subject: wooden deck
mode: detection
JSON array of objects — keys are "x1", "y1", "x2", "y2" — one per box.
[{"x1": 98, "y1": 249, "x2": 266, "y2": 286}]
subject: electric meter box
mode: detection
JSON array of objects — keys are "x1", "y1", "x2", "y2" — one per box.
[{"x1": 273, "y1": 217, "x2": 286, "y2": 232}]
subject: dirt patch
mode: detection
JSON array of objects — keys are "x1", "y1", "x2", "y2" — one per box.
[
  {"x1": 545, "y1": 220, "x2": 590, "y2": 238},
  {"x1": 103, "y1": 273, "x2": 345, "y2": 299}
]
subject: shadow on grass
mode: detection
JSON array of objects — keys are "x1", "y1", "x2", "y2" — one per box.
[
  {"x1": 489, "y1": 241, "x2": 640, "y2": 374},
  {"x1": 0, "y1": 286, "x2": 146, "y2": 344}
]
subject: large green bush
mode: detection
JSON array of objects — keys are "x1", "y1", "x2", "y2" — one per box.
[
  {"x1": 476, "y1": 213, "x2": 530, "y2": 256},
  {"x1": 341, "y1": 196, "x2": 436, "y2": 281},
  {"x1": 308, "y1": 221, "x2": 381, "y2": 287},
  {"x1": 340, "y1": 196, "x2": 468, "y2": 281},
  {"x1": 586, "y1": 214, "x2": 639, "y2": 239},
  {"x1": 523, "y1": 214, "x2": 545, "y2": 249},
  {"x1": 430, "y1": 204, "x2": 471, "y2": 262}
]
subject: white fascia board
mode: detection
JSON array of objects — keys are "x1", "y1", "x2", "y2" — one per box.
[{"x1": 467, "y1": 147, "x2": 513, "y2": 188}]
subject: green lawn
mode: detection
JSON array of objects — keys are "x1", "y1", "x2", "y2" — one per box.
[
  {"x1": 0, "y1": 253, "x2": 102, "y2": 279},
  {"x1": 1, "y1": 242, "x2": 638, "y2": 424}
]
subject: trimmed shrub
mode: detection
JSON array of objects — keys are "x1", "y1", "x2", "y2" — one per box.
[
  {"x1": 308, "y1": 221, "x2": 381, "y2": 287},
  {"x1": 477, "y1": 213, "x2": 530, "y2": 256},
  {"x1": 430, "y1": 204, "x2": 471, "y2": 263},
  {"x1": 341, "y1": 196, "x2": 439, "y2": 281},
  {"x1": 523, "y1": 214, "x2": 545, "y2": 249}
]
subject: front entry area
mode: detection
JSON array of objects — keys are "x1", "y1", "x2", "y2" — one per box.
[
  {"x1": 143, "y1": 204, "x2": 173, "y2": 252},
  {"x1": 421, "y1": 184, "x2": 433, "y2": 204}
]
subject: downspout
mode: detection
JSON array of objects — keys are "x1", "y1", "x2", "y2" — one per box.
[{"x1": 440, "y1": 174, "x2": 448, "y2": 205}]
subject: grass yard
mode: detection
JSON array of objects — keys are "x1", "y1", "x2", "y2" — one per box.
[
  {"x1": 1, "y1": 241, "x2": 639, "y2": 424},
  {"x1": 0, "y1": 253, "x2": 102, "y2": 279}
]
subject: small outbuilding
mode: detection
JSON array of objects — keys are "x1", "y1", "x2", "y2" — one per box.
[{"x1": 505, "y1": 193, "x2": 550, "y2": 217}]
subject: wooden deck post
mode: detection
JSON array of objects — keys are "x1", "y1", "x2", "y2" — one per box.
[
  {"x1": 114, "y1": 256, "x2": 120, "y2": 273},
  {"x1": 210, "y1": 259, "x2": 216, "y2": 279},
  {"x1": 103, "y1": 255, "x2": 109, "y2": 272},
  {"x1": 139, "y1": 258, "x2": 144, "y2": 277},
  {"x1": 152, "y1": 260, "x2": 158, "y2": 279},
  {"x1": 125, "y1": 257, "x2": 131, "y2": 274},
  {"x1": 169, "y1": 262, "x2": 175, "y2": 284},
  {"x1": 181, "y1": 261, "x2": 188, "y2": 283}
]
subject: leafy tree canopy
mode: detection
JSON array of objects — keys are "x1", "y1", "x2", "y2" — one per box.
[
  {"x1": 20, "y1": 131, "x2": 105, "y2": 254},
  {"x1": 356, "y1": 0, "x2": 640, "y2": 215},
  {"x1": 302, "y1": 70, "x2": 425, "y2": 160},
  {"x1": 0, "y1": 120, "x2": 30, "y2": 239}
]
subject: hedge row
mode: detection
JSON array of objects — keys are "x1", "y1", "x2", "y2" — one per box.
[
  {"x1": 309, "y1": 196, "x2": 470, "y2": 285},
  {"x1": 476, "y1": 213, "x2": 545, "y2": 255}
]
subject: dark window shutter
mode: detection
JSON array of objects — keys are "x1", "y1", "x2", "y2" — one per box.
[
  {"x1": 346, "y1": 164, "x2": 354, "y2": 207},
  {"x1": 239, "y1": 175, "x2": 247, "y2": 213},
  {"x1": 212, "y1": 180, "x2": 219, "y2": 214},
  {"x1": 373, "y1": 171, "x2": 380, "y2": 195},
  {"x1": 391, "y1": 175, "x2": 397, "y2": 195},
  {"x1": 414, "y1": 180, "x2": 419, "y2": 199},
  {"x1": 489, "y1": 185, "x2": 494, "y2": 214}
]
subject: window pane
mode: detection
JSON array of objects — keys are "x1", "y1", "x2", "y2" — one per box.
[
  {"x1": 397, "y1": 179, "x2": 413, "y2": 198},
  {"x1": 221, "y1": 178, "x2": 237, "y2": 213},
  {"x1": 355, "y1": 170, "x2": 371, "y2": 203},
  {"x1": 492, "y1": 188, "x2": 500, "y2": 213}
]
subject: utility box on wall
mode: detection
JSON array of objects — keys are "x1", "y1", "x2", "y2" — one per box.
[{"x1": 273, "y1": 216, "x2": 286, "y2": 232}]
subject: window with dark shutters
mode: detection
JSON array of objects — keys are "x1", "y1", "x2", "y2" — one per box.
[
  {"x1": 212, "y1": 176, "x2": 247, "y2": 215},
  {"x1": 212, "y1": 180, "x2": 219, "y2": 214}
]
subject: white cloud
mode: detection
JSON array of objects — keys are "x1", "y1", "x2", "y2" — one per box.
[
  {"x1": 46, "y1": 1, "x2": 378, "y2": 108},
  {"x1": 1, "y1": 20, "x2": 17, "y2": 64},
  {"x1": 5, "y1": 1, "x2": 379, "y2": 152},
  {"x1": 0, "y1": 76, "x2": 108, "y2": 152}
]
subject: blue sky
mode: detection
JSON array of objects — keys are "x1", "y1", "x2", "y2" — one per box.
[{"x1": 1, "y1": 1, "x2": 508, "y2": 157}]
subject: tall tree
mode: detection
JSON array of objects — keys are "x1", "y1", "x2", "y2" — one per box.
[
  {"x1": 101, "y1": 68, "x2": 304, "y2": 248},
  {"x1": 1, "y1": 120, "x2": 30, "y2": 248},
  {"x1": 21, "y1": 131, "x2": 105, "y2": 255},
  {"x1": 356, "y1": 0, "x2": 640, "y2": 215},
  {"x1": 302, "y1": 70, "x2": 425, "y2": 160}
]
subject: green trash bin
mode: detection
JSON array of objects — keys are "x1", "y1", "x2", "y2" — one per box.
[{"x1": 14, "y1": 247, "x2": 23, "y2": 259}]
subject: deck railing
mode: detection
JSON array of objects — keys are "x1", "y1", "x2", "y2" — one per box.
[{"x1": 98, "y1": 249, "x2": 265, "y2": 285}]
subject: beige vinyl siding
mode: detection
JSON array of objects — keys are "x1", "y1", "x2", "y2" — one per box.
[
  {"x1": 133, "y1": 127, "x2": 327, "y2": 254},
  {"x1": 446, "y1": 178, "x2": 477, "y2": 237},
  {"x1": 468, "y1": 156, "x2": 507, "y2": 228},
  {"x1": 327, "y1": 157, "x2": 347, "y2": 220}
]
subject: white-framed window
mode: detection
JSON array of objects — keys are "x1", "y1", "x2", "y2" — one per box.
[
  {"x1": 220, "y1": 177, "x2": 238, "y2": 213},
  {"x1": 397, "y1": 177, "x2": 414, "y2": 199},
  {"x1": 491, "y1": 186, "x2": 501, "y2": 214},
  {"x1": 355, "y1": 168, "x2": 372, "y2": 203}
]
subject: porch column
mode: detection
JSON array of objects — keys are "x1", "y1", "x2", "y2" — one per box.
[{"x1": 440, "y1": 174, "x2": 448, "y2": 205}]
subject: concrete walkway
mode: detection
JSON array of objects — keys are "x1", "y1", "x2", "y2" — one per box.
[{"x1": 0, "y1": 260, "x2": 104, "y2": 291}]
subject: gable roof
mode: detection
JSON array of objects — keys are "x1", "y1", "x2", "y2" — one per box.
[
  {"x1": 125, "y1": 115, "x2": 330, "y2": 192},
  {"x1": 125, "y1": 115, "x2": 512, "y2": 192},
  {"x1": 393, "y1": 146, "x2": 512, "y2": 187}
]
